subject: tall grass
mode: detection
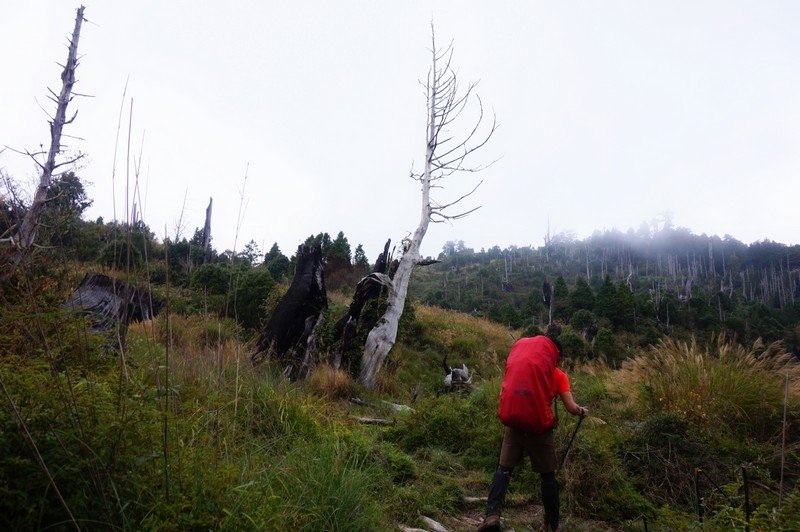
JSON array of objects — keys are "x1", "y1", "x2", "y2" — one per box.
[{"x1": 615, "y1": 336, "x2": 800, "y2": 439}]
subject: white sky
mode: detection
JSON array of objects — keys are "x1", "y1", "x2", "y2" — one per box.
[{"x1": 2, "y1": 2, "x2": 799, "y2": 261}]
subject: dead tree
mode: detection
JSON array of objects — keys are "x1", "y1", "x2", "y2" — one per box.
[
  {"x1": 6, "y1": 7, "x2": 86, "y2": 264},
  {"x1": 251, "y1": 243, "x2": 327, "y2": 379},
  {"x1": 331, "y1": 239, "x2": 392, "y2": 372},
  {"x1": 360, "y1": 26, "x2": 496, "y2": 388},
  {"x1": 201, "y1": 197, "x2": 212, "y2": 264},
  {"x1": 543, "y1": 279, "x2": 553, "y2": 324},
  {"x1": 64, "y1": 271, "x2": 162, "y2": 348}
]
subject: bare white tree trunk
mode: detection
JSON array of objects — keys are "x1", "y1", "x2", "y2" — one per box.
[
  {"x1": 360, "y1": 25, "x2": 496, "y2": 388},
  {"x1": 11, "y1": 6, "x2": 85, "y2": 262}
]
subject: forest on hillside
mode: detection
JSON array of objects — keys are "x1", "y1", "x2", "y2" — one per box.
[
  {"x1": 4, "y1": 171, "x2": 798, "y2": 362},
  {"x1": 412, "y1": 229, "x2": 800, "y2": 362}
]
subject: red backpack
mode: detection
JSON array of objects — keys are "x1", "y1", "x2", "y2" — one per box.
[{"x1": 497, "y1": 336, "x2": 560, "y2": 433}]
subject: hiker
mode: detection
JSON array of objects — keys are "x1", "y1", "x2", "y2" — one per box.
[{"x1": 478, "y1": 325, "x2": 588, "y2": 532}]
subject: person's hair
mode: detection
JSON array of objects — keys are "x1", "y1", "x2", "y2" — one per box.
[{"x1": 545, "y1": 322, "x2": 563, "y2": 355}]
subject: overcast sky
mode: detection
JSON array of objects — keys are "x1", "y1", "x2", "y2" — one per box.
[{"x1": 2, "y1": 2, "x2": 798, "y2": 261}]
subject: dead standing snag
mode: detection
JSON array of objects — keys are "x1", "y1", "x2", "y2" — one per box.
[
  {"x1": 331, "y1": 239, "x2": 393, "y2": 372},
  {"x1": 360, "y1": 25, "x2": 497, "y2": 388},
  {"x1": 6, "y1": 6, "x2": 87, "y2": 264},
  {"x1": 251, "y1": 243, "x2": 327, "y2": 379}
]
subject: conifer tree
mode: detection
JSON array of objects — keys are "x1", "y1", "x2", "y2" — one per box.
[{"x1": 570, "y1": 276, "x2": 596, "y2": 312}]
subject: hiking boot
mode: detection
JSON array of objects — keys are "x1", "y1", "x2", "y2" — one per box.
[
  {"x1": 543, "y1": 519, "x2": 559, "y2": 531},
  {"x1": 477, "y1": 513, "x2": 501, "y2": 532}
]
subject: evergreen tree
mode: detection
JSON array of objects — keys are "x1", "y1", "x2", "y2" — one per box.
[
  {"x1": 616, "y1": 281, "x2": 636, "y2": 330},
  {"x1": 570, "y1": 276, "x2": 595, "y2": 312},
  {"x1": 552, "y1": 276, "x2": 570, "y2": 320},
  {"x1": 328, "y1": 231, "x2": 352, "y2": 264},
  {"x1": 38, "y1": 172, "x2": 94, "y2": 251},
  {"x1": 264, "y1": 242, "x2": 290, "y2": 280},
  {"x1": 354, "y1": 244, "x2": 369, "y2": 269},
  {"x1": 239, "y1": 240, "x2": 262, "y2": 266},
  {"x1": 594, "y1": 276, "x2": 619, "y2": 324}
]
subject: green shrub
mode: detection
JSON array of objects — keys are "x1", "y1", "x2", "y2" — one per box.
[
  {"x1": 520, "y1": 324, "x2": 543, "y2": 337},
  {"x1": 559, "y1": 327, "x2": 587, "y2": 359},
  {"x1": 622, "y1": 411, "x2": 712, "y2": 506},
  {"x1": 190, "y1": 263, "x2": 230, "y2": 295},
  {"x1": 0, "y1": 353, "x2": 163, "y2": 530},
  {"x1": 775, "y1": 486, "x2": 800, "y2": 530},
  {"x1": 229, "y1": 267, "x2": 275, "y2": 329},
  {"x1": 593, "y1": 327, "x2": 619, "y2": 361},
  {"x1": 385, "y1": 382, "x2": 502, "y2": 470},
  {"x1": 388, "y1": 395, "x2": 472, "y2": 453},
  {"x1": 376, "y1": 443, "x2": 418, "y2": 484},
  {"x1": 561, "y1": 429, "x2": 653, "y2": 521},
  {"x1": 570, "y1": 309, "x2": 597, "y2": 333}
]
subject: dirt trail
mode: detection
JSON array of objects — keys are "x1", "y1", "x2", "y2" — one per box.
[{"x1": 435, "y1": 495, "x2": 621, "y2": 532}]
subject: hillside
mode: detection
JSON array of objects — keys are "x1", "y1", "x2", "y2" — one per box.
[
  {"x1": 1, "y1": 234, "x2": 799, "y2": 530},
  {"x1": 411, "y1": 230, "x2": 800, "y2": 360}
]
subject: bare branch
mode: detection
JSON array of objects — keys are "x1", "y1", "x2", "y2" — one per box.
[
  {"x1": 51, "y1": 153, "x2": 86, "y2": 169},
  {"x1": 33, "y1": 97, "x2": 56, "y2": 120},
  {"x1": 431, "y1": 180, "x2": 483, "y2": 212},
  {"x1": 64, "y1": 109, "x2": 79, "y2": 125},
  {"x1": 431, "y1": 205, "x2": 482, "y2": 222}
]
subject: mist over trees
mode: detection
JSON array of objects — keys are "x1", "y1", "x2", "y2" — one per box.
[{"x1": 413, "y1": 227, "x2": 800, "y2": 359}]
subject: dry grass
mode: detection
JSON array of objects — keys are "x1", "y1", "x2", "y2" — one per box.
[
  {"x1": 308, "y1": 364, "x2": 356, "y2": 400},
  {"x1": 612, "y1": 336, "x2": 800, "y2": 436},
  {"x1": 129, "y1": 314, "x2": 250, "y2": 388},
  {"x1": 415, "y1": 304, "x2": 517, "y2": 355},
  {"x1": 327, "y1": 290, "x2": 352, "y2": 307}
]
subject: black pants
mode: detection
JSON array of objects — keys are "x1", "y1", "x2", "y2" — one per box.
[{"x1": 486, "y1": 466, "x2": 559, "y2": 529}]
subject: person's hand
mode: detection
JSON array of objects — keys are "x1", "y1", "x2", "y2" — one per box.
[{"x1": 578, "y1": 406, "x2": 589, "y2": 417}]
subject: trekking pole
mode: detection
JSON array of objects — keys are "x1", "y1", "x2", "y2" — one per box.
[
  {"x1": 694, "y1": 468, "x2": 704, "y2": 526},
  {"x1": 742, "y1": 466, "x2": 750, "y2": 532},
  {"x1": 559, "y1": 412, "x2": 585, "y2": 470}
]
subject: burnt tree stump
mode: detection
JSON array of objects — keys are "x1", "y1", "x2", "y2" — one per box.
[
  {"x1": 251, "y1": 243, "x2": 327, "y2": 379},
  {"x1": 331, "y1": 239, "x2": 393, "y2": 373},
  {"x1": 64, "y1": 272, "x2": 162, "y2": 348}
]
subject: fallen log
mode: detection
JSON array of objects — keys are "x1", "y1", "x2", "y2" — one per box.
[
  {"x1": 420, "y1": 516, "x2": 449, "y2": 532},
  {"x1": 349, "y1": 397, "x2": 415, "y2": 413},
  {"x1": 351, "y1": 416, "x2": 394, "y2": 426}
]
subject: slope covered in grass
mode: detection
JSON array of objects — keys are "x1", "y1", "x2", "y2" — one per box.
[{"x1": 1, "y1": 266, "x2": 799, "y2": 530}]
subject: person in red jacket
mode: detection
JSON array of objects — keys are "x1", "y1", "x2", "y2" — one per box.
[{"x1": 478, "y1": 325, "x2": 588, "y2": 532}]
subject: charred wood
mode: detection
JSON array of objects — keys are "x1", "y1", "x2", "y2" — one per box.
[
  {"x1": 331, "y1": 239, "x2": 392, "y2": 372},
  {"x1": 64, "y1": 271, "x2": 162, "y2": 348},
  {"x1": 251, "y1": 243, "x2": 327, "y2": 378}
]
